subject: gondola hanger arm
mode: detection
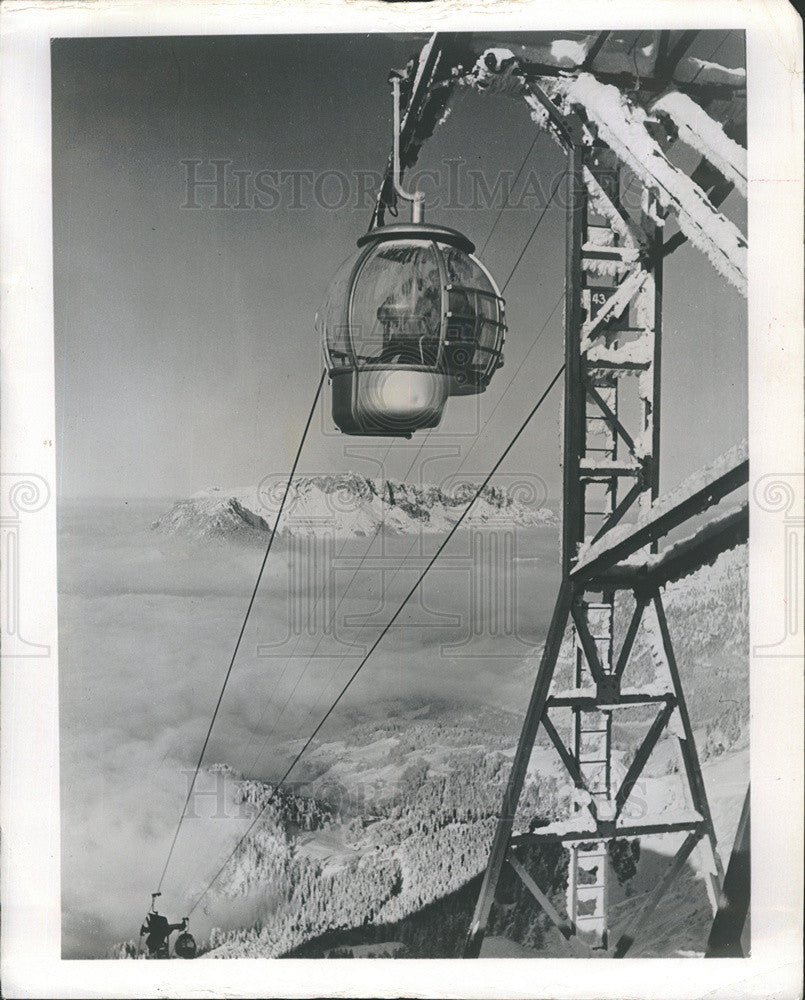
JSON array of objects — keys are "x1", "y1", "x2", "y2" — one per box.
[{"x1": 390, "y1": 73, "x2": 425, "y2": 223}]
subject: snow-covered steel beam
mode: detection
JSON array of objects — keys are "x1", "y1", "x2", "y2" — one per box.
[
  {"x1": 511, "y1": 814, "x2": 704, "y2": 845},
  {"x1": 603, "y1": 501, "x2": 749, "y2": 589},
  {"x1": 582, "y1": 166, "x2": 645, "y2": 249},
  {"x1": 377, "y1": 38, "x2": 748, "y2": 298},
  {"x1": 651, "y1": 91, "x2": 747, "y2": 197},
  {"x1": 468, "y1": 32, "x2": 746, "y2": 98},
  {"x1": 458, "y1": 50, "x2": 747, "y2": 294},
  {"x1": 572, "y1": 441, "x2": 748, "y2": 581},
  {"x1": 547, "y1": 690, "x2": 674, "y2": 710},
  {"x1": 553, "y1": 73, "x2": 747, "y2": 295},
  {"x1": 662, "y1": 153, "x2": 736, "y2": 259}
]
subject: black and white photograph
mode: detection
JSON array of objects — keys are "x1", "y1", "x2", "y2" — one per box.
[{"x1": 1, "y1": 2, "x2": 802, "y2": 998}]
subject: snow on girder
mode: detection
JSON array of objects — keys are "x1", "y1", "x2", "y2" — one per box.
[
  {"x1": 677, "y1": 55, "x2": 745, "y2": 88},
  {"x1": 467, "y1": 33, "x2": 746, "y2": 95},
  {"x1": 603, "y1": 500, "x2": 749, "y2": 589},
  {"x1": 456, "y1": 49, "x2": 747, "y2": 294},
  {"x1": 573, "y1": 440, "x2": 748, "y2": 579},
  {"x1": 651, "y1": 91, "x2": 747, "y2": 197},
  {"x1": 390, "y1": 38, "x2": 748, "y2": 295},
  {"x1": 554, "y1": 73, "x2": 747, "y2": 295},
  {"x1": 512, "y1": 810, "x2": 705, "y2": 843},
  {"x1": 582, "y1": 167, "x2": 645, "y2": 249}
]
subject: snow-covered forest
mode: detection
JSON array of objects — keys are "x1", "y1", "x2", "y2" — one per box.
[{"x1": 109, "y1": 543, "x2": 747, "y2": 960}]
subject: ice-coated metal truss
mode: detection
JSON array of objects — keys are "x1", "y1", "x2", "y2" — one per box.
[{"x1": 375, "y1": 31, "x2": 750, "y2": 959}]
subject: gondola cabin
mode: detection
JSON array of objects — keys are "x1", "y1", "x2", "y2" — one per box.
[{"x1": 319, "y1": 223, "x2": 506, "y2": 436}]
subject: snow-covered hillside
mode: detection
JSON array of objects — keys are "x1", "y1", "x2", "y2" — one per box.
[
  {"x1": 106, "y1": 544, "x2": 747, "y2": 961},
  {"x1": 204, "y1": 546, "x2": 749, "y2": 959},
  {"x1": 152, "y1": 474, "x2": 557, "y2": 541}
]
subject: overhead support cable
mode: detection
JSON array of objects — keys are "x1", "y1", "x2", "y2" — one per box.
[
  {"x1": 478, "y1": 132, "x2": 541, "y2": 257},
  {"x1": 186, "y1": 362, "x2": 566, "y2": 916},
  {"x1": 501, "y1": 172, "x2": 565, "y2": 294},
  {"x1": 155, "y1": 368, "x2": 327, "y2": 895}
]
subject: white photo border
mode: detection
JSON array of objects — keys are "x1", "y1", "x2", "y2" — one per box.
[{"x1": 1, "y1": 1, "x2": 802, "y2": 997}]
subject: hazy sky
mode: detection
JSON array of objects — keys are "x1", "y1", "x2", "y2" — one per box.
[{"x1": 52, "y1": 31, "x2": 747, "y2": 501}]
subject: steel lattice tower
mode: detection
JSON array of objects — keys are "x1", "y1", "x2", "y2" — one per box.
[
  {"x1": 463, "y1": 86, "x2": 736, "y2": 959},
  {"x1": 368, "y1": 32, "x2": 749, "y2": 958}
]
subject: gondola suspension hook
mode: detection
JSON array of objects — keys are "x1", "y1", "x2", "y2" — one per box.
[{"x1": 390, "y1": 72, "x2": 425, "y2": 224}]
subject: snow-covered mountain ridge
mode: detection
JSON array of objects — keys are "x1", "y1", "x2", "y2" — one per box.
[{"x1": 152, "y1": 473, "x2": 557, "y2": 540}]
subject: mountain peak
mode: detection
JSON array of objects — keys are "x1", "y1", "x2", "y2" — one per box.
[{"x1": 153, "y1": 473, "x2": 556, "y2": 541}]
